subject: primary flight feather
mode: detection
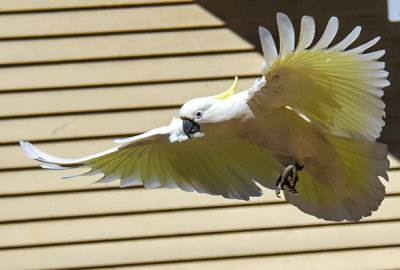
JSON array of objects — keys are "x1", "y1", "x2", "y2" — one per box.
[{"x1": 20, "y1": 13, "x2": 390, "y2": 221}]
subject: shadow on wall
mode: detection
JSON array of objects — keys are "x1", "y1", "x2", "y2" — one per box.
[{"x1": 196, "y1": 0, "x2": 400, "y2": 158}]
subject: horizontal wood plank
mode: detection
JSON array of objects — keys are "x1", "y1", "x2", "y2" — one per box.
[
  {"x1": 0, "y1": 29, "x2": 252, "y2": 65},
  {"x1": 0, "y1": 52, "x2": 262, "y2": 91},
  {"x1": 0, "y1": 78, "x2": 256, "y2": 118},
  {"x1": 0, "y1": 222, "x2": 399, "y2": 269},
  {"x1": 4, "y1": 108, "x2": 178, "y2": 143},
  {"x1": 0, "y1": 0, "x2": 192, "y2": 12},
  {"x1": 0, "y1": 168, "x2": 119, "y2": 194},
  {"x1": 0, "y1": 204, "x2": 312, "y2": 248},
  {"x1": 0, "y1": 194, "x2": 399, "y2": 248},
  {"x1": 0, "y1": 169, "x2": 399, "y2": 222},
  {"x1": 389, "y1": 154, "x2": 400, "y2": 169},
  {"x1": 0, "y1": 187, "x2": 279, "y2": 222},
  {"x1": 108, "y1": 246, "x2": 400, "y2": 270},
  {"x1": 0, "y1": 5, "x2": 223, "y2": 39}
]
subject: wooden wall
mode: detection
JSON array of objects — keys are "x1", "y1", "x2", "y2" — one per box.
[{"x1": 0, "y1": 0, "x2": 399, "y2": 269}]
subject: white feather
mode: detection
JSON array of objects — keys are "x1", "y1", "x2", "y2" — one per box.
[
  {"x1": 330, "y1": 26, "x2": 361, "y2": 51},
  {"x1": 120, "y1": 172, "x2": 142, "y2": 187},
  {"x1": 40, "y1": 163, "x2": 72, "y2": 170},
  {"x1": 61, "y1": 174, "x2": 81, "y2": 179},
  {"x1": 295, "y1": 15, "x2": 315, "y2": 51},
  {"x1": 312, "y1": 16, "x2": 339, "y2": 50},
  {"x1": 348, "y1": 36, "x2": 380, "y2": 54},
  {"x1": 19, "y1": 140, "x2": 119, "y2": 165},
  {"x1": 259, "y1": 26, "x2": 278, "y2": 69},
  {"x1": 95, "y1": 174, "x2": 120, "y2": 184},
  {"x1": 276, "y1": 12, "x2": 295, "y2": 57},
  {"x1": 367, "y1": 79, "x2": 390, "y2": 88},
  {"x1": 361, "y1": 61, "x2": 385, "y2": 70},
  {"x1": 357, "y1": 50, "x2": 386, "y2": 61}
]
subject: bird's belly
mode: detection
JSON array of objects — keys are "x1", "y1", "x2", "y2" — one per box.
[{"x1": 241, "y1": 108, "x2": 331, "y2": 163}]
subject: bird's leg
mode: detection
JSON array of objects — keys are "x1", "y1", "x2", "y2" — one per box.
[{"x1": 275, "y1": 162, "x2": 304, "y2": 198}]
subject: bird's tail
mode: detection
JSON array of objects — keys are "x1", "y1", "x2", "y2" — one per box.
[{"x1": 284, "y1": 134, "x2": 389, "y2": 221}]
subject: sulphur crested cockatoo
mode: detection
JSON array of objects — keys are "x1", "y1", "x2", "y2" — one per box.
[{"x1": 20, "y1": 13, "x2": 390, "y2": 221}]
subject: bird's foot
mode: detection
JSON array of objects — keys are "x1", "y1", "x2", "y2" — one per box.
[{"x1": 275, "y1": 162, "x2": 304, "y2": 198}]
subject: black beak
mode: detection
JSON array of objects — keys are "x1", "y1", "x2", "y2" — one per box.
[{"x1": 183, "y1": 118, "x2": 200, "y2": 139}]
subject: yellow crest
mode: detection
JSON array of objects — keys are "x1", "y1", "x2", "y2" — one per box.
[{"x1": 213, "y1": 76, "x2": 238, "y2": 99}]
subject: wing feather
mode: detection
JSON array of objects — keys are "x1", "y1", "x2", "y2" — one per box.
[
  {"x1": 295, "y1": 15, "x2": 315, "y2": 52},
  {"x1": 330, "y1": 26, "x2": 361, "y2": 51},
  {"x1": 20, "y1": 125, "x2": 283, "y2": 200},
  {"x1": 312, "y1": 16, "x2": 338, "y2": 50},
  {"x1": 277, "y1": 12, "x2": 295, "y2": 58},
  {"x1": 152, "y1": 143, "x2": 167, "y2": 186},
  {"x1": 259, "y1": 26, "x2": 278, "y2": 69},
  {"x1": 348, "y1": 36, "x2": 380, "y2": 53},
  {"x1": 251, "y1": 13, "x2": 388, "y2": 141},
  {"x1": 358, "y1": 50, "x2": 386, "y2": 61}
]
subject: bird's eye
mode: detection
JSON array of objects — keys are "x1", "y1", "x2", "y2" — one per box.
[{"x1": 195, "y1": 111, "x2": 203, "y2": 118}]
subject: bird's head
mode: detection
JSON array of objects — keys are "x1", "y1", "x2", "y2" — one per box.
[{"x1": 179, "y1": 76, "x2": 238, "y2": 139}]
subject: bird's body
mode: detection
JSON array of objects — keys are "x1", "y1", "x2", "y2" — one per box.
[{"x1": 20, "y1": 13, "x2": 390, "y2": 221}]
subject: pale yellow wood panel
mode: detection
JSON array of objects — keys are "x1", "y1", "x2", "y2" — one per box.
[
  {"x1": 1, "y1": 171, "x2": 399, "y2": 222},
  {"x1": 0, "y1": 0, "x2": 192, "y2": 12},
  {"x1": 0, "y1": 187, "x2": 280, "y2": 222},
  {"x1": 389, "y1": 153, "x2": 400, "y2": 169},
  {"x1": 113, "y1": 247, "x2": 400, "y2": 270},
  {"x1": 0, "y1": 169, "x2": 120, "y2": 194},
  {"x1": 0, "y1": 78, "x2": 256, "y2": 117},
  {"x1": 0, "y1": 222, "x2": 399, "y2": 269},
  {"x1": 0, "y1": 52, "x2": 262, "y2": 91},
  {"x1": 5, "y1": 109, "x2": 178, "y2": 144},
  {"x1": 0, "y1": 204, "x2": 309, "y2": 248},
  {"x1": 1, "y1": 195, "x2": 398, "y2": 248},
  {"x1": 0, "y1": 5, "x2": 223, "y2": 38},
  {"x1": 0, "y1": 29, "x2": 252, "y2": 65},
  {"x1": 387, "y1": 170, "x2": 400, "y2": 190}
]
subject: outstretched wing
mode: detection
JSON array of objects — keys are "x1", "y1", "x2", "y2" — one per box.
[
  {"x1": 248, "y1": 13, "x2": 389, "y2": 141},
  {"x1": 20, "y1": 118, "x2": 283, "y2": 201}
]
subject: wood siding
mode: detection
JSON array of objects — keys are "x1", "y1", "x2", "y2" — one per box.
[{"x1": 0, "y1": 1, "x2": 399, "y2": 269}]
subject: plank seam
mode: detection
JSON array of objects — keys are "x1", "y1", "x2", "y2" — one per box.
[
  {"x1": 0, "y1": 218, "x2": 399, "y2": 251},
  {"x1": 0, "y1": 186, "x2": 132, "y2": 198},
  {"x1": 38, "y1": 243, "x2": 400, "y2": 270},
  {"x1": 1, "y1": 193, "x2": 400, "y2": 225},
  {"x1": 0, "y1": 1, "x2": 194, "y2": 15},
  {"x1": 0, "y1": 105, "x2": 181, "y2": 121},
  {"x1": 0, "y1": 74, "x2": 258, "y2": 94},
  {"x1": 0, "y1": 201, "x2": 286, "y2": 225},
  {"x1": 0, "y1": 25, "x2": 225, "y2": 41},
  {"x1": 0, "y1": 48, "x2": 254, "y2": 68}
]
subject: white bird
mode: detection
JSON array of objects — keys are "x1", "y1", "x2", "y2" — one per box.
[{"x1": 20, "y1": 13, "x2": 390, "y2": 221}]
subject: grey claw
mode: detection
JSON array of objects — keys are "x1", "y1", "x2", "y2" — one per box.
[
  {"x1": 275, "y1": 162, "x2": 303, "y2": 198},
  {"x1": 275, "y1": 187, "x2": 281, "y2": 198}
]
